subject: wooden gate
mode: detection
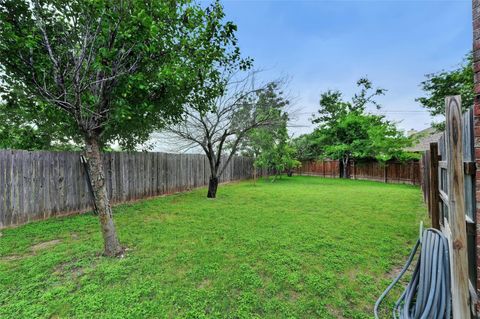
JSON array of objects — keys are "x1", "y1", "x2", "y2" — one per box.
[{"x1": 430, "y1": 96, "x2": 475, "y2": 317}]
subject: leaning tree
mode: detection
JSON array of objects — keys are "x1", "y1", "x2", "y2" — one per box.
[
  {"x1": 0, "y1": 0, "x2": 246, "y2": 256},
  {"x1": 165, "y1": 73, "x2": 289, "y2": 198}
]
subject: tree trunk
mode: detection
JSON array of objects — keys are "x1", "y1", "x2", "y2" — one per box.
[
  {"x1": 84, "y1": 135, "x2": 123, "y2": 257},
  {"x1": 287, "y1": 169, "x2": 293, "y2": 177},
  {"x1": 342, "y1": 157, "x2": 349, "y2": 179},
  {"x1": 207, "y1": 176, "x2": 219, "y2": 198}
]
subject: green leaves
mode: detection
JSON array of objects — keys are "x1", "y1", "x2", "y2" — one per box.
[
  {"x1": 417, "y1": 53, "x2": 473, "y2": 129},
  {"x1": 304, "y1": 78, "x2": 414, "y2": 163},
  {"x1": 0, "y1": 0, "x2": 246, "y2": 151},
  {"x1": 236, "y1": 84, "x2": 298, "y2": 177},
  {"x1": 312, "y1": 77, "x2": 385, "y2": 127},
  {"x1": 316, "y1": 112, "x2": 414, "y2": 163}
]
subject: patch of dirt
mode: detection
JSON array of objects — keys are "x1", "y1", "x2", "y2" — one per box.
[
  {"x1": 289, "y1": 291, "x2": 300, "y2": 302},
  {"x1": 1, "y1": 239, "x2": 62, "y2": 262},
  {"x1": 327, "y1": 305, "x2": 346, "y2": 319},
  {"x1": 30, "y1": 239, "x2": 61, "y2": 252},
  {"x1": 387, "y1": 264, "x2": 404, "y2": 279},
  {"x1": 0, "y1": 254, "x2": 23, "y2": 262},
  {"x1": 54, "y1": 260, "x2": 85, "y2": 279},
  {"x1": 197, "y1": 279, "x2": 212, "y2": 289},
  {"x1": 346, "y1": 267, "x2": 359, "y2": 281}
]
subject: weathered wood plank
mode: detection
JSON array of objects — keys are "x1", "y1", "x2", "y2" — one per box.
[
  {"x1": 444, "y1": 96, "x2": 470, "y2": 318},
  {"x1": 0, "y1": 150, "x2": 256, "y2": 229}
]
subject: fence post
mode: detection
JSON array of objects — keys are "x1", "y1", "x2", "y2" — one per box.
[
  {"x1": 383, "y1": 164, "x2": 387, "y2": 183},
  {"x1": 352, "y1": 160, "x2": 357, "y2": 179},
  {"x1": 445, "y1": 96, "x2": 470, "y2": 318},
  {"x1": 411, "y1": 161, "x2": 415, "y2": 185},
  {"x1": 429, "y1": 143, "x2": 440, "y2": 230}
]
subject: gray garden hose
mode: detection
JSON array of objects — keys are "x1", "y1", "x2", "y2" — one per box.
[{"x1": 374, "y1": 228, "x2": 451, "y2": 319}]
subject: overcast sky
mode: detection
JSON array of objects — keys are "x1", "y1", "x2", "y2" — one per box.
[
  {"x1": 149, "y1": 0, "x2": 472, "y2": 151},
  {"x1": 220, "y1": 0, "x2": 472, "y2": 136}
]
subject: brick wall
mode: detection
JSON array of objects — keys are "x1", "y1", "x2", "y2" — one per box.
[{"x1": 473, "y1": 0, "x2": 480, "y2": 307}]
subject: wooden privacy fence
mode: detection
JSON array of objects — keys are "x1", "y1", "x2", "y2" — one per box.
[
  {"x1": 296, "y1": 159, "x2": 420, "y2": 185},
  {"x1": 0, "y1": 150, "x2": 255, "y2": 229},
  {"x1": 294, "y1": 160, "x2": 340, "y2": 178},
  {"x1": 351, "y1": 160, "x2": 420, "y2": 185}
]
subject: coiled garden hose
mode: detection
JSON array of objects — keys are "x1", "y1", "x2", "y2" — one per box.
[{"x1": 374, "y1": 228, "x2": 451, "y2": 319}]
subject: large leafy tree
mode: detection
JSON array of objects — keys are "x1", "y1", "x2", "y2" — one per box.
[
  {"x1": 0, "y1": 0, "x2": 245, "y2": 256},
  {"x1": 312, "y1": 78, "x2": 386, "y2": 126},
  {"x1": 309, "y1": 79, "x2": 413, "y2": 177},
  {"x1": 291, "y1": 132, "x2": 324, "y2": 162},
  {"x1": 417, "y1": 53, "x2": 473, "y2": 129},
  {"x1": 316, "y1": 112, "x2": 413, "y2": 177}
]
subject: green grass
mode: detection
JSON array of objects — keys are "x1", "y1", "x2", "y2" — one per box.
[{"x1": 0, "y1": 176, "x2": 426, "y2": 319}]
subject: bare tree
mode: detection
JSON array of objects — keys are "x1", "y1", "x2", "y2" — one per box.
[{"x1": 165, "y1": 73, "x2": 290, "y2": 198}]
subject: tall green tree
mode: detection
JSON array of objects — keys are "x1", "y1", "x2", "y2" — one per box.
[
  {"x1": 291, "y1": 132, "x2": 324, "y2": 162},
  {"x1": 253, "y1": 131, "x2": 300, "y2": 181},
  {"x1": 312, "y1": 78, "x2": 386, "y2": 127},
  {"x1": 316, "y1": 112, "x2": 413, "y2": 177},
  {"x1": 0, "y1": 0, "x2": 245, "y2": 256},
  {"x1": 311, "y1": 79, "x2": 413, "y2": 177},
  {"x1": 417, "y1": 54, "x2": 473, "y2": 129}
]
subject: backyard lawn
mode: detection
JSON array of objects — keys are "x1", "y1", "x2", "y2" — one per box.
[{"x1": 0, "y1": 176, "x2": 425, "y2": 319}]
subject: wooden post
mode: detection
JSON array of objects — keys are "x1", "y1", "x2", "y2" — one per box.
[
  {"x1": 353, "y1": 160, "x2": 356, "y2": 180},
  {"x1": 383, "y1": 164, "x2": 387, "y2": 183},
  {"x1": 424, "y1": 152, "x2": 431, "y2": 207},
  {"x1": 429, "y1": 143, "x2": 440, "y2": 230},
  {"x1": 411, "y1": 161, "x2": 416, "y2": 185},
  {"x1": 445, "y1": 96, "x2": 470, "y2": 318}
]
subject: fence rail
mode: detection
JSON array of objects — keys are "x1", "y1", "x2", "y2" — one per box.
[{"x1": 0, "y1": 150, "x2": 255, "y2": 229}]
